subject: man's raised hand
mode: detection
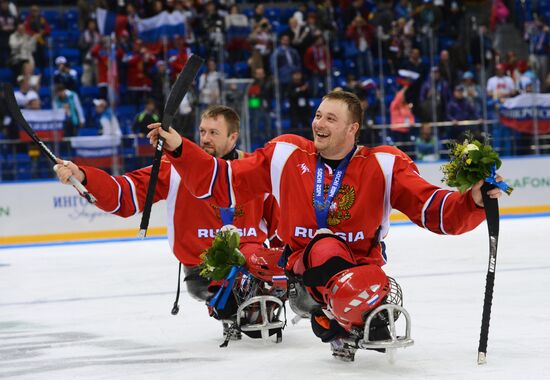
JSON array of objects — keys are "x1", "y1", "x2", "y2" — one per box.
[
  {"x1": 471, "y1": 174, "x2": 504, "y2": 207},
  {"x1": 146, "y1": 122, "x2": 182, "y2": 152},
  {"x1": 53, "y1": 158, "x2": 85, "y2": 184}
]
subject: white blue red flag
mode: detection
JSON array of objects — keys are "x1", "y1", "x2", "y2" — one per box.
[
  {"x1": 136, "y1": 11, "x2": 185, "y2": 44},
  {"x1": 96, "y1": 8, "x2": 117, "y2": 36},
  {"x1": 500, "y1": 94, "x2": 550, "y2": 134},
  {"x1": 71, "y1": 135, "x2": 122, "y2": 157}
]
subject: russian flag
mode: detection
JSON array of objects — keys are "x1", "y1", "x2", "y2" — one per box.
[
  {"x1": 71, "y1": 135, "x2": 122, "y2": 157},
  {"x1": 136, "y1": 11, "x2": 185, "y2": 44},
  {"x1": 96, "y1": 8, "x2": 117, "y2": 36},
  {"x1": 500, "y1": 93, "x2": 550, "y2": 134}
]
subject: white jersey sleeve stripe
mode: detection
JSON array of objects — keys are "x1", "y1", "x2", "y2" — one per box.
[
  {"x1": 374, "y1": 152, "x2": 395, "y2": 239},
  {"x1": 421, "y1": 189, "x2": 444, "y2": 229},
  {"x1": 107, "y1": 176, "x2": 122, "y2": 214},
  {"x1": 122, "y1": 175, "x2": 139, "y2": 216},
  {"x1": 270, "y1": 142, "x2": 298, "y2": 204},
  {"x1": 167, "y1": 166, "x2": 180, "y2": 252},
  {"x1": 439, "y1": 191, "x2": 453, "y2": 235},
  {"x1": 226, "y1": 161, "x2": 237, "y2": 208},
  {"x1": 196, "y1": 156, "x2": 218, "y2": 199}
]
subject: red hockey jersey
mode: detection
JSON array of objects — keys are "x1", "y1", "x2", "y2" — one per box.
[
  {"x1": 166, "y1": 134, "x2": 486, "y2": 274},
  {"x1": 80, "y1": 156, "x2": 280, "y2": 266}
]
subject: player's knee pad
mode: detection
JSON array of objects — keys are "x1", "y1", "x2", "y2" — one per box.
[{"x1": 301, "y1": 232, "x2": 357, "y2": 303}]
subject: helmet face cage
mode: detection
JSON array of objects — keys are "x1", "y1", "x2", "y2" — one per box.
[
  {"x1": 233, "y1": 273, "x2": 287, "y2": 340},
  {"x1": 233, "y1": 273, "x2": 261, "y2": 305},
  {"x1": 236, "y1": 295, "x2": 285, "y2": 340},
  {"x1": 370, "y1": 276, "x2": 403, "y2": 323}
]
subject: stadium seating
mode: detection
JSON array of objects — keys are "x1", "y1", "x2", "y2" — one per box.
[
  {"x1": 64, "y1": 10, "x2": 79, "y2": 30},
  {"x1": 43, "y1": 10, "x2": 62, "y2": 29},
  {"x1": 80, "y1": 86, "x2": 100, "y2": 101},
  {"x1": 280, "y1": 8, "x2": 296, "y2": 23},
  {"x1": 0, "y1": 68, "x2": 13, "y2": 83},
  {"x1": 38, "y1": 86, "x2": 52, "y2": 107},
  {"x1": 116, "y1": 105, "x2": 138, "y2": 135},
  {"x1": 233, "y1": 61, "x2": 250, "y2": 77},
  {"x1": 266, "y1": 8, "x2": 281, "y2": 23},
  {"x1": 280, "y1": 118, "x2": 291, "y2": 130},
  {"x1": 243, "y1": 9, "x2": 254, "y2": 19},
  {"x1": 12, "y1": 153, "x2": 32, "y2": 180},
  {"x1": 343, "y1": 41, "x2": 358, "y2": 59},
  {"x1": 218, "y1": 63, "x2": 233, "y2": 77},
  {"x1": 274, "y1": 22, "x2": 289, "y2": 36}
]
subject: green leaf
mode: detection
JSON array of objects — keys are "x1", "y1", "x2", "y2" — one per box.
[
  {"x1": 469, "y1": 150, "x2": 482, "y2": 161},
  {"x1": 228, "y1": 230, "x2": 240, "y2": 251}
]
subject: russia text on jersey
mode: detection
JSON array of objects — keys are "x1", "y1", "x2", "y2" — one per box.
[
  {"x1": 197, "y1": 227, "x2": 258, "y2": 238},
  {"x1": 294, "y1": 227, "x2": 365, "y2": 243}
]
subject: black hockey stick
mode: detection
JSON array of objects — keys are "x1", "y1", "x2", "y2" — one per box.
[
  {"x1": 1, "y1": 83, "x2": 97, "y2": 204},
  {"x1": 138, "y1": 55, "x2": 204, "y2": 238},
  {"x1": 477, "y1": 182, "x2": 499, "y2": 365}
]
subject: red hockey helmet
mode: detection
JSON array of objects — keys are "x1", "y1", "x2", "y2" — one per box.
[
  {"x1": 246, "y1": 247, "x2": 286, "y2": 283},
  {"x1": 323, "y1": 265, "x2": 390, "y2": 332}
]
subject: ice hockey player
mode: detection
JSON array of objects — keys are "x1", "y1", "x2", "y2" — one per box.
[
  {"x1": 146, "y1": 90, "x2": 503, "y2": 361},
  {"x1": 54, "y1": 105, "x2": 287, "y2": 345}
]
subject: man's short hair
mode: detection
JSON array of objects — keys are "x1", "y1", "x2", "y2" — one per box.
[
  {"x1": 201, "y1": 105, "x2": 240, "y2": 135},
  {"x1": 322, "y1": 90, "x2": 363, "y2": 141},
  {"x1": 54, "y1": 83, "x2": 66, "y2": 93}
]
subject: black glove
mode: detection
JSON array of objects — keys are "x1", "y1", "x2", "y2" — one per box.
[{"x1": 207, "y1": 286, "x2": 239, "y2": 320}]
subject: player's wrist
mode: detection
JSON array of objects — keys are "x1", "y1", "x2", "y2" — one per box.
[
  {"x1": 79, "y1": 169, "x2": 87, "y2": 185},
  {"x1": 170, "y1": 142, "x2": 183, "y2": 158}
]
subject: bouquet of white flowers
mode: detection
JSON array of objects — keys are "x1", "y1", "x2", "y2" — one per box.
[{"x1": 441, "y1": 133, "x2": 513, "y2": 195}]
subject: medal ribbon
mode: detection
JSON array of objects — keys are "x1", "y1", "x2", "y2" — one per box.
[{"x1": 314, "y1": 147, "x2": 356, "y2": 228}]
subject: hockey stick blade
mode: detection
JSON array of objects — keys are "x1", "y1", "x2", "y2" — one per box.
[
  {"x1": 1, "y1": 83, "x2": 96, "y2": 204},
  {"x1": 477, "y1": 182, "x2": 499, "y2": 365},
  {"x1": 138, "y1": 55, "x2": 204, "y2": 238}
]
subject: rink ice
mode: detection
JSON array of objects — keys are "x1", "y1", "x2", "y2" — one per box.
[{"x1": 1, "y1": 217, "x2": 549, "y2": 379}]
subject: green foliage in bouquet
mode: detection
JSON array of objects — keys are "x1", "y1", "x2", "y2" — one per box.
[
  {"x1": 441, "y1": 133, "x2": 512, "y2": 194},
  {"x1": 199, "y1": 229, "x2": 246, "y2": 280}
]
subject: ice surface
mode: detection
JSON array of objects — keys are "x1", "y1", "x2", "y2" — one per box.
[{"x1": 1, "y1": 217, "x2": 549, "y2": 379}]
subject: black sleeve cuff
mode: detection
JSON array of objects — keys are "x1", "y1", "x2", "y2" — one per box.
[
  {"x1": 170, "y1": 143, "x2": 183, "y2": 158},
  {"x1": 79, "y1": 168, "x2": 88, "y2": 186}
]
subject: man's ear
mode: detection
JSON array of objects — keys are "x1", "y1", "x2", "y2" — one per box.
[
  {"x1": 349, "y1": 122, "x2": 360, "y2": 136},
  {"x1": 229, "y1": 132, "x2": 239, "y2": 145}
]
